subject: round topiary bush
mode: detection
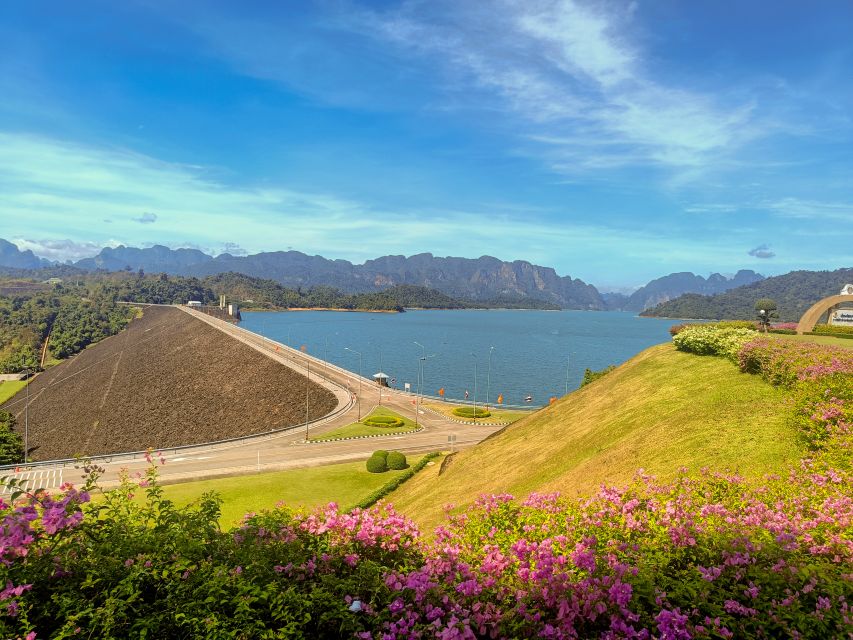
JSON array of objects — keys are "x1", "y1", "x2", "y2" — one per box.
[
  {"x1": 363, "y1": 415, "x2": 406, "y2": 429},
  {"x1": 366, "y1": 452, "x2": 388, "y2": 473},
  {"x1": 452, "y1": 407, "x2": 492, "y2": 419},
  {"x1": 386, "y1": 451, "x2": 408, "y2": 470}
]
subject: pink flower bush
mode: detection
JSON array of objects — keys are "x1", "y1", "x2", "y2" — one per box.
[
  {"x1": 738, "y1": 337, "x2": 853, "y2": 386},
  {"x1": 0, "y1": 336, "x2": 848, "y2": 638}
]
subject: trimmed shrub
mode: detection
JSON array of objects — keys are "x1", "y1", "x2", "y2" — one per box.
[
  {"x1": 813, "y1": 323, "x2": 853, "y2": 336},
  {"x1": 386, "y1": 451, "x2": 408, "y2": 470},
  {"x1": 452, "y1": 407, "x2": 492, "y2": 419},
  {"x1": 353, "y1": 452, "x2": 441, "y2": 509},
  {"x1": 363, "y1": 415, "x2": 406, "y2": 429},
  {"x1": 581, "y1": 365, "x2": 615, "y2": 387},
  {"x1": 366, "y1": 453, "x2": 388, "y2": 473},
  {"x1": 715, "y1": 320, "x2": 759, "y2": 330},
  {"x1": 672, "y1": 325, "x2": 756, "y2": 361}
]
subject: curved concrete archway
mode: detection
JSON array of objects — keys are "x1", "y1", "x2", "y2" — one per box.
[{"x1": 796, "y1": 294, "x2": 853, "y2": 334}]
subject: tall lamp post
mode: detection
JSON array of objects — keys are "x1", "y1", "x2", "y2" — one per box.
[
  {"x1": 470, "y1": 353, "x2": 478, "y2": 421},
  {"x1": 414, "y1": 342, "x2": 425, "y2": 427},
  {"x1": 486, "y1": 346, "x2": 495, "y2": 407},
  {"x1": 345, "y1": 347, "x2": 362, "y2": 421},
  {"x1": 565, "y1": 355, "x2": 571, "y2": 396},
  {"x1": 23, "y1": 368, "x2": 29, "y2": 464},
  {"x1": 377, "y1": 345, "x2": 383, "y2": 406},
  {"x1": 305, "y1": 358, "x2": 310, "y2": 440}
]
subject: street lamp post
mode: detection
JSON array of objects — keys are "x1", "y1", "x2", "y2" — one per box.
[
  {"x1": 305, "y1": 359, "x2": 310, "y2": 440},
  {"x1": 565, "y1": 355, "x2": 570, "y2": 396},
  {"x1": 470, "y1": 353, "x2": 478, "y2": 421},
  {"x1": 413, "y1": 342, "x2": 425, "y2": 427},
  {"x1": 345, "y1": 347, "x2": 362, "y2": 421},
  {"x1": 23, "y1": 368, "x2": 29, "y2": 464},
  {"x1": 378, "y1": 345, "x2": 383, "y2": 406},
  {"x1": 486, "y1": 346, "x2": 495, "y2": 406}
]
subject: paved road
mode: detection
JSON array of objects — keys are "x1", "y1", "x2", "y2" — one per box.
[{"x1": 6, "y1": 307, "x2": 512, "y2": 490}]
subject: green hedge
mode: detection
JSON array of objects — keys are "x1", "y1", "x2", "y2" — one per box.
[
  {"x1": 387, "y1": 451, "x2": 408, "y2": 470},
  {"x1": 354, "y1": 452, "x2": 441, "y2": 509},
  {"x1": 366, "y1": 452, "x2": 388, "y2": 473},
  {"x1": 812, "y1": 324, "x2": 853, "y2": 337},
  {"x1": 363, "y1": 415, "x2": 406, "y2": 429},
  {"x1": 452, "y1": 407, "x2": 491, "y2": 419}
]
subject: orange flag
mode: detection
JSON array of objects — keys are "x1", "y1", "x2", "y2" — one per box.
[
  {"x1": 549, "y1": 396, "x2": 557, "y2": 404},
  {"x1": 438, "y1": 388, "x2": 445, "y2": 397},
  {"x1": 497, "y1": 394, "x2": 503, "y2": 404},
  {"x1": 300, "y1": 344, "x2": 307, "y2": 352}
]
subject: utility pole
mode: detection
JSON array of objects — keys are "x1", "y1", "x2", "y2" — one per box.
[{"x1": 565, "y1": 355, "x2": 570, "y2": 396}]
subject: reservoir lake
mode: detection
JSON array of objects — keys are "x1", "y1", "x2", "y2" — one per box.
[{"x1": 242, "y1": 310, "x2": 681, "y2": 407}]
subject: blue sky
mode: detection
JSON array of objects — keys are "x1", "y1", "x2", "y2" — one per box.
[{"x1": 1, "y1": 1, "x2": 851, "y2": 289}]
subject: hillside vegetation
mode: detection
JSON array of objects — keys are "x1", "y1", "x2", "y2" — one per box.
[
  {"x1": 642, "y1": 267, "x2": 853, "y2": 321},
  {"x1": 4, "y1": 327, "x2": 850, "y2": 638},
  {"x1": 390, "y1": 343, "x2": 801, "y2": 531}
]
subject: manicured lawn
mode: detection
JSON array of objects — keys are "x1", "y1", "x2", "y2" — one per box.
[
  {"x1": 149, "y1": 457, "x2": 424, "y2": 528},
  {"x1": 0, "y1": 380, "x2": 27, "y2": 404},
  {"x1": 309, "y1": 406, "x2": 418, "y2": 441},
  {"x1": 423, "y1": 402, "x2": 534, "y2": 424},
  {"x1": 392, "y1": 344, "x2": 803, "y2": 532}
]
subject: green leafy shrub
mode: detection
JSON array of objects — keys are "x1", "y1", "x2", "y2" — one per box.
[
  {"x1": 366, "y1": 451, "x2": 388, "y2": 473},
  {"x1": 386, "y1": 451, "x2": 408, "y2": 470},
  {"x1": 452, "y1": 407, "x2": 491, "y2": 418},
  {"x1": 0, "y1": 410, "x2": 24, "y2": 464},
  {"x1": 672, "y1": 325, "x2": 756, "y2": 361},
  {"x1": 715, "y1": 320, "x2": 758, "y2": 330},
  {"x1": 581, "y1": 365, "x2": 616, "y2": 387},
  {"x1": 668, "y1": 323, "x2": 697, "y2": 336},
  {"x1": 812, "y1": 324, "x2": 853, "y2": 336},
  {"x1": 363, "y1": 415, "x2": 406, "y2": 429},
  {"x1": 355, "y1": 452, "x2": 440, "y2": 509}
]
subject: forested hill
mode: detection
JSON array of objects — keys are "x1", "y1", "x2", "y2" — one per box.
[
  {"x1": 2, "y1": 271, "x2": 548, "y2": 373},
  {"x1": 67, "y1": 244, "x2": 603, "y2": 310},
  {"x1": 641, "y1": 267, "x2": 853, "y2": 321}
]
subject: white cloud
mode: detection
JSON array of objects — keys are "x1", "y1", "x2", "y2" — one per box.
[
  {"x1": 12, "y1": 237, "x2": 119, "y2": 262},
  {"x1": 355, "y1": 0, "x2": 760, "y2": 175},
  {"x1": 765, "y1": 197, "x2": 853, "y2": 221},
  {"x1": 132, "y1": 212, "x2": 158, "y2": 224},
  {"x1": 0, "y1": 131, "x2": 752, "y2": 277},
  {"x1": 747, "y1": 244, "x2": 775, "y2": 259}
]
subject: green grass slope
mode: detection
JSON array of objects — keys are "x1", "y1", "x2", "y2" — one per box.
[
  {"x1": 391, "y1": 344, "x2": 802, "y2": 531},
  {"x1": 143, "y1": 458, "x2": 425, "y2": 528}
]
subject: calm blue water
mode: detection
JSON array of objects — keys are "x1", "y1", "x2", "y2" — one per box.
[{"x1": 241, "y1": 310, "x2": 680, "y2": 407}]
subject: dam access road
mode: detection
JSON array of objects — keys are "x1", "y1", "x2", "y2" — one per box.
[{"x1": 4, "y1": 305, "x2": 518, "y2": 490}]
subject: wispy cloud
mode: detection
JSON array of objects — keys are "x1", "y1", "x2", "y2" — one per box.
[
  {"x1": 0, "y1": 131, "x2": 753, "y2": 277},
  {"x1": 351, "y1": 0, "x2": 761, "y2": 176},
  {"x1": 765, "y1": 197, "x2": 853, "y2": 221},
  {"x1": 132, "y1": 212, "x2": 158, "y2": 224},
  {"x1": 748, "y1": 244, "x2": 775, "y2": 259}
]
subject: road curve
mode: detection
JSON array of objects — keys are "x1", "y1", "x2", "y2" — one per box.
[{"x1": 9, "y1": 306, "x2": 514, "y2": 490}]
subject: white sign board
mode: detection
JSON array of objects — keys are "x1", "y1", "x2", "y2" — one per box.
[
  {"x1": 404, "y1": 382, "x2": 411, "y2": 392},
  {"x1": 841, "y1": 284, "x2": 853, "y2": 295},
  {"x1": 830, "y1": 309, "x2": 853, "y2": 326}
]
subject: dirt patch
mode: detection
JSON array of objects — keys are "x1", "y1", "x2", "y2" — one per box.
[{"x1": 2, "y1": 307, "x2": 337, "y2": 461}]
